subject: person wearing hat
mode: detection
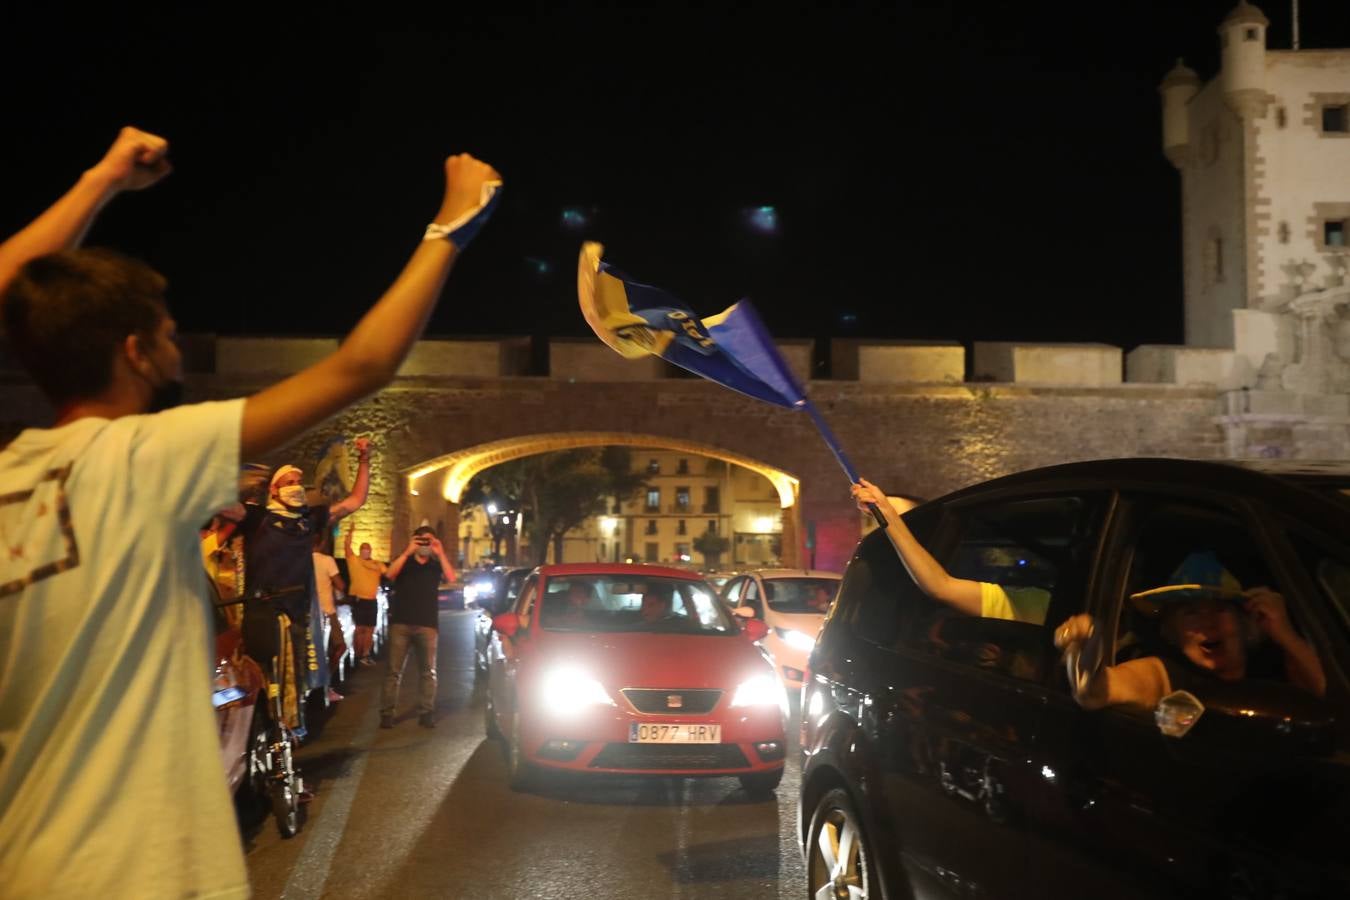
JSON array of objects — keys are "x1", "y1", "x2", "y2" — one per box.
[
  {"x1": 1055, "y1": 550, "x2": 1326, "y2": 711},
  {"x1": 238, "y1": 439, "x2": 371, "y2": 735}
]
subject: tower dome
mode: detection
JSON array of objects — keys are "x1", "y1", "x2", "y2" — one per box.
[
  {"x1": 1159, "y1": 59, "x2": 1200, "y2": 169},
  {"x1": 1218, "y1": 1, "x2": 1270, "y2": 117}
]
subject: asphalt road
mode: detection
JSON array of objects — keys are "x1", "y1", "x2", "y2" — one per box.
[{"x1": 241, "y1": 609, "x2": 808, "y2": 900}]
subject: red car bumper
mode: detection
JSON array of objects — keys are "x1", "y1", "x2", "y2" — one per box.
[{"x1": 516, "y1": 701, "x2": 787, "y2": 776}]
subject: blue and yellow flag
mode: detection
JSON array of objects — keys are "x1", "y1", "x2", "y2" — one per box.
[{"x1": 577, "y1": 242, "x2": 805, "y2": 409}]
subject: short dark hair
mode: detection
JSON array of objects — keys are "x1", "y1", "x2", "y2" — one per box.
[
  {"x1": 2, "y1": 248, "x2": 168, "y2": 404},
  {"x1": 413, "y1": 525, "x2": 436, "y2": 537}
]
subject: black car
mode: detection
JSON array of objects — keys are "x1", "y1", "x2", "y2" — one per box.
[{"x1": 800, "y1": 458, "x2": 1350, "y2": 899}]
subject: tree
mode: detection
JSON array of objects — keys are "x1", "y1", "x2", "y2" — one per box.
[
  {"x1": 466, "y1": 447, "x2": 648, "y2": 566},
  {"x1": 693, "y1": 531, "x2": 731, "y2": 569}
]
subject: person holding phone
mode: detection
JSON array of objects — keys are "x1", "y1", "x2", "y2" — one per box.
[{"x1": 381, "y1": 525, "x2": 457, "y2": 728}]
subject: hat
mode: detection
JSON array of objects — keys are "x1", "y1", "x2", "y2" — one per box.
[{"x1": 1129, "y1": 550, "x2": 1244, "y2": 617}]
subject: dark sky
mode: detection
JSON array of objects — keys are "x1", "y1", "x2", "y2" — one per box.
[{"x1": 2, "y1": 3, "x2": 1346, "y2": 349}]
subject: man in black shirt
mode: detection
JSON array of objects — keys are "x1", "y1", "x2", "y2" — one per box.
[{"x1": 381, "y1": 525, "x2": 456, "y2": 728}]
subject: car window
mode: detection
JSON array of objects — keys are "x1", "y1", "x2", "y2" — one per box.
[
  {"x1": 516, "y1": 576, "x2": 538, "y2": 626},
  {"x1": 723, "y1": 578, "x2": 744, "y2": 604},
  {"x1": 744, "y1": 580, "x2": 759, "y2": 602},
  {"x1": 763, "y1": 577, "x2": 839, "y2": 614},
  {"x1": 1115, "y1": 499, "x2": 1300, "y2": 683},
  {"x1": 907, "y1": 494, "x2": 1104, "y2": 683},
  {"x1": 536, "y1": 575, "x2": 736, "y2": 635},
  {"x1": 839, "y1": 504, "x2": 941, "y2": 647},
  {"x1": 1287, "y1": 531, "x2": 1350, "y2": 644}
]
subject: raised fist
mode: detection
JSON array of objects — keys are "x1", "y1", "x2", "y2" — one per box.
[
  {"x1": 436, "y1": 153, "x2": 500, "y2": 224},
  {"x1": 90, "y1": 126, "x2": 171, "y2": 193}
]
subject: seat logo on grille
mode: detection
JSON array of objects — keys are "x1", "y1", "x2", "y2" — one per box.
[{"x1": 666, "y1": 694, "x2": 683, "y2": 708}]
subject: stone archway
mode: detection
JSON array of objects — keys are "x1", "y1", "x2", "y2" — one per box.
[{"x1": 398, "y1": 432, "x2": 803, "y2": 568}]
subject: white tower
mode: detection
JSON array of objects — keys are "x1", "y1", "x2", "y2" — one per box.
[
  {"x1": 1219, "y1": 1, "x2": 1270, "y2": 118},
  {"x1": 1159, "y1": 59, "x2": 1200, "y2": 169}
]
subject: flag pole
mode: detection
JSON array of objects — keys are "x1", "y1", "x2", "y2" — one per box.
[{"x1": 800, "y1": 399, "x2": 889, "y2": 527}]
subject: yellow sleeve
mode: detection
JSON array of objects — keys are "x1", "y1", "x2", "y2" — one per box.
[
  {"x1": 980, "y1": 583, "x2": 1052, "y2": 625},
  {"x1": 979, "y1": 582, "x2": 1016, "y2": 621}
]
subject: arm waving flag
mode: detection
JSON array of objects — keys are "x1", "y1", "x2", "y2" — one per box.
[{"x1": 577, "y1": 242, "x2": 886, "y2": 526}]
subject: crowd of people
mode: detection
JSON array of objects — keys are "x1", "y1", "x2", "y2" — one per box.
[{"x1": 0, "y1": 126, "x2": 498, "y2": 899}]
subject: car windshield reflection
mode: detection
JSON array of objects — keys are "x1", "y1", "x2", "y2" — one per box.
[
  {"x1": 538, "y1": 576, "x2": 736, "y2": 635},
  {"x1": 764, "y1": 577, "x2": 839, "y2": 614}
]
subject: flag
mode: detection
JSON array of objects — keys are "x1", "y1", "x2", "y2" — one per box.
[{"x1": 577, "y1": 242, "x2": 805, "y2": 409}]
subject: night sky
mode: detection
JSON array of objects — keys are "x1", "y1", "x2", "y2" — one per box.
[{"x1": 2, "y1": 3, "x2": 1347, "y2": 352}]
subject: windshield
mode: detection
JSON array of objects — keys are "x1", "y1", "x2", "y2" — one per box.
[
  {"x1": 764, "y1": 577, "x2": 839, "y2": 614},
  {"x1": 538, "y1": 575, "x2": 737, "y2": 635},
  {"x1": 504, "y1": 570, "x2": 528, "y2": 601}
]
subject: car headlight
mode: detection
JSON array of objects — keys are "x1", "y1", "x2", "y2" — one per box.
[
  {"x1": 774, "y1": 627, "x2": 815, "y2": 653},
  {"x1": 731, "y1": 674, "x2": 788, "y2": 713},
  {"x1": 538, "y1": 666, "x2": 615, "y2": 714},
  {"x1": 464, "y1": 583, "x2": 480, "y2": 602}
]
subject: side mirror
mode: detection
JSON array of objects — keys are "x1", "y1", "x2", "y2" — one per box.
[
  {"x1": 742, "y1": 619, "x2": 769, "y2": 642},
  {"x1": 492, "y1": 612, "x2": 521, "y2": 638},
  {"x1": 733, "y1": 605, "x2": 757, "y2": 619}
]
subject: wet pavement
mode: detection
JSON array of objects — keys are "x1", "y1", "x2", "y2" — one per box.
[{"x1": 241, "y1": 609, "x2": 807, "y2": 899}]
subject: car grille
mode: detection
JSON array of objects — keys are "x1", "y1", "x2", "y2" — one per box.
[
  {"x1": 621, "y1": 688, "x2": 723, "y2": 714},
  {"x1": 589, "y1": 743, "x2": 750, "y2": 771}
]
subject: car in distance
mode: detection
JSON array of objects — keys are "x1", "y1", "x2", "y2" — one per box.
[{"x1": 720, "y1": 569, "x2": 842, "y2": 693}]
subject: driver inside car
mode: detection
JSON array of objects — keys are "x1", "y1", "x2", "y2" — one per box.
[
  {"x1": 852, "y1": 478, "x2": 1050, "y2": 624},
  {"x1": 1055, "y1": 550, "x2": 1326, "y2": 710},
  {"x1": 639, "y1": 585, "x2": 677, "y2": 624}
]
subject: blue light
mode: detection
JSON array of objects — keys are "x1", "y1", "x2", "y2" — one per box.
[
  {"x1": 561, "y1": 207, "x2": 590, "y2": 231},
  {"x1": 525, "y1": 257, "x2": 553, "y2": 276},
  {"x1": 742, "y1": 205, "x2": 779, "y2": 235},
  {"x1": 838, "y1": 312, "x2": 858, "y2": 326}
]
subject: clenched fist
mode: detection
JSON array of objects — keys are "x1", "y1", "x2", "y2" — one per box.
[{"x1": 89, "y1": 126, "x2": 171, "y2": 193}]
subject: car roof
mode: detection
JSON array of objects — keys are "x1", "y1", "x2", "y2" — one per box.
[
  {"x1": 932, "y1": 457, "x2": 1348, "y2": 497},
  {"x1": 535, "y1": 562, "x2": 706, "y2": 580},
  {"x1": 751, "y1": 569, "x2": 843, "y2": 580}
]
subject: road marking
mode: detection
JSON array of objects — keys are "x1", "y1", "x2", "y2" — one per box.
[{"x1": 279, "y1": 690, "x2": 382, "y2": 900}]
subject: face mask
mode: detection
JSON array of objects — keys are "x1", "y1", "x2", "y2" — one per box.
[
  {"x1": 415, "y1": 545, "x2": 433, "y2": 559},
  {"x1": 278, "y1": 484, "x2": 307, "y2": 508}
]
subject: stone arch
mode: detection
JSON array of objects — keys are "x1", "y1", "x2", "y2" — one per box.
[{"x1": 398, "y1": 432, "x2": 803, "y2": 567}]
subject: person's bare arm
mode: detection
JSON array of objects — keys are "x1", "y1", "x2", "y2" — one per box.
[
  {"x1": 344, "y1": 525, "x2": 356, "y2": 559},
  {"x1": 386, "y1": 542, "x2": 415, "y2": 582},
  {"x1": 240, "y1": 153, "x2": 500, "y2": 459},
  {"x1": 0, "y1": 127, "x2": 171, "y2": 295},
  {"x1": 853, "y1": 478, "x2": 983, "y2": 615},
  {"x1": 332, "y1": 573, "x2": 347, "y2": 595},
  {"x1": 330, "y1": 438, "x2": 371, "y2": 522},
  {"x1": 1246, "y1": 587, "x2": 1327, "y2": 698},
  {"x1": 430, "y1": 536, "x2": 457, "y2": 583},
  {"x1": 1055, "y1": 614, "x2": 1171, "y2": 710}
]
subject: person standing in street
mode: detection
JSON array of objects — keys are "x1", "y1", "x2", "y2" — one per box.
[
  {"x1": 345, "y1": 523, "x2": 388, "y2": 666},
  {"x1": 313, "y1": 532, "x2": 348, "y2": 702},
  {"x1": 381, "y1": 525, "x2": 456, "y2": 728},
  {"x1": 0, "y1": 125, "x2": 500, "y2": 899}
]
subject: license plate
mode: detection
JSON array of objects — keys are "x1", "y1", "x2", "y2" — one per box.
[{"x1": 628, "y1": 723, "x2": 721, "y2": 744}]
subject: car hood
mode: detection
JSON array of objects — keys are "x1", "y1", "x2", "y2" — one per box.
[
  {"x1": 527, "y1": 630, "x2": 769, "y2": 689},
  {"x1": 767, "y1": 610, "x2": 826, "y2": 636}
]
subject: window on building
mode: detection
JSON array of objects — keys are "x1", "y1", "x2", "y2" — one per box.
[
  {"x1": 1326, "y1": 220, "x2": 1347, "y2": 248},
  {"x1": 647, "y1": 458, "x2": 660, "y2": 475},
  {"x1": 1323, "y1": 105, "x2": 1349, "y2": 134},
  {"x1": 1203, "y1": 234, "x2": 1224, "y2": 288},
  {"x1": 645, "y1": 519, "x2": 658, "y2": 535},
  {"x1": 703, "y1": 486, "x2": 720, "y2": 513},
  {"x1": 707, "y1": 520, "x2": 717, "y2": 533},
  {"x1": 678, "y1": 519, "x2": 687, "y2": 535},
  {"x1": 675, "y1": 542, "x2": 691, "y2": 562},
  {"x1": 1276, "y1": 106, "x2": 1287, "y2": 129},
  {"x1": 675, "y1": 487, "x2": 691, "y2": 510},
  {"x1": 645, "y1": 542, "x2": 659, "y2": 562},
  {"x1": 1244, "y1": 27, "x2": 1259, "y2": 41},
  {"x1": 1278, "y1": 221, "x2": 1290, "y2": 244},
  {"x1": 677, "y1": 458, "x2": 689, "y2": 474},
  {"x1": 646, "y1": 488, "x2": 660, "y2": 511}
]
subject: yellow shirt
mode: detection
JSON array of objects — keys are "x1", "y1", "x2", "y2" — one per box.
[
  {"x1": 979, "y1": 582, "x2": 1051, "y2": 625},
  {"x1": 348, "y1": 556, "x2": 386, "y2": 599}
]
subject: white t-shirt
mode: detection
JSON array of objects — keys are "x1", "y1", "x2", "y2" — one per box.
[
  {"x1": 312, "y1": 551, "x2": 340, "y2": 616},
  {"x1": 0, "y1": 400, "x2": 250, "y2": 900}
]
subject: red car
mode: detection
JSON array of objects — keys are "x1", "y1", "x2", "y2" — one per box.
[{"x1": 484, "y1": 563, "x2": 787, "y2": 795}]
